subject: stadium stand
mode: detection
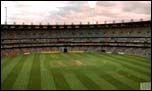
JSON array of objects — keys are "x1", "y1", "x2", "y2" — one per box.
[{"x1": 1, "y1": 20, "x2": 151, "y2": 57}]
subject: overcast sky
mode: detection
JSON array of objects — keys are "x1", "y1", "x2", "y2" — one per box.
[{"x1": 1, "y1": 1, "x2": 151, "y2": 25}]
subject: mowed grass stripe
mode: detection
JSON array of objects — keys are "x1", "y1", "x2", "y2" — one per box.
[
  {"x1": 122, "y1": 55, "x2": 151, "y2": 64},
  {"x1": 90, "y1": 53, "x2": 150, "y2": 81},
  {"x1": 74, "y1": 71, "x2": 101, "y2": 90},
  {"x1": 1, "y1": 57, "x2": 16, "y2": 69},
  {"x1": 121, "y1": 55, "x2": 151, "y2": 66},
  {"x1": 119, "y1": 67, "x2": 150, "y2": 82},
  {"x1": 111, "y1": 73, "x2": 139, "y2": 90},
  {"x1": 63, "y1": 71, "x2": 87, "y2": 90},
  {"x1": 1, "y1": 56, "x2": 11, "y2": 65},
  {"x1": 70, "y1": 53, "x2": 122, "y2": 75},
  {"x1": 100, "y1": 74, "x2": 134, "y2": 90},
  {"x1": 122, "y1": 54, "x2": 151, "y2": 64},
  {"x1": 82, "y1": 53, "x2": 135, "y2": 89},
  {"x1": 28, "y1": 53, "x2": 41, "y2": 90},
  {"x1": 12, "y1": 54, "x2": 34, "y2": 90},
  {"x1": 1, "y1": 56, "x2": 22, "y2": 84},
  {"x1": 117, "y1": 70, "x2": 147, "y2": 83},
  {"x1": 112, "y1": 54, "x2": 151, "y2": 70},
  {"x1": 92, "y1": 52, "x2": 150, "y2": 69},
  {"x1": 106, "y1": 54, "x2": 150, "y2": 75},
  {"x1": 40, "y1": 54, "x2": 56, "y2": 90},
  {"x1": 95, "y1": 53, "x2": 150, "y2": 77},
  {"x1": 123, "y1": 54, "x2": 151, "y2": 61},
  {"x1": 92, "y1": 54, "x2": 150, "y2": 80},
  {"x1": 2, "y1": 55, "x2": 27, "y2": 90},
  {"x1": 98, "y1": 54, "x2": 150, "y2": 81},
  {"x1": 54, "y1": 54, "x2": 104, "y2": 89},
  {"x1": 84, "y1": 71, "x2": 118, "y2": 90},
  {"x1": 2, "y1": 52, "x2": 150, "y2": 90},
  {"x1": 52, "y1": 54, "x2": 87, "y2": 90},
  {"x1": 80, "y1": 53, "x2": 123, "y2": 73},
  {"x1": 83, "y1": 52, "x2": 115, "y2": 65},
  {"x1": 51, "y1": 69, "x2": 71, "y2": 90},
  {"x1": 113, "y1": 54, "x2": 150, "y2": 70}
]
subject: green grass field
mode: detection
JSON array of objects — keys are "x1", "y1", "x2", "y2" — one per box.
[{"x1": 1, "y1": 52, "x2": 151, "y2": 90}]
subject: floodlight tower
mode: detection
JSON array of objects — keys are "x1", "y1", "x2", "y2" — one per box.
[
  {"x1": 5, "y1": 7, "x2": 7, "y2": 24},
  {"x1": 88, "y1": 1, "x2": 97, "y2": 24}
]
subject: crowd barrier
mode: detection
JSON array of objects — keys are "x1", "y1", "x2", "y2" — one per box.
[
  {"x1": 68, "y1": 51, "x2": 84, "y2": 53},
  {"x1": 41, "y1": 51, "x2": 60, "y2": 54},
  {"x1": 8, "y1": 53, "x2": 17, "y2": 57}
]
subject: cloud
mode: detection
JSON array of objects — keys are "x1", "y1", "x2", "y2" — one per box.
[
  {"x1": 1, "y1": 1, "x2": 151, "y2": 24},
  {"x1": 97, "y1": 1, "x2": 117, "y2": 7},
  {"x1": 120, "y1": 1, "x2": 151, "y2": 15}
]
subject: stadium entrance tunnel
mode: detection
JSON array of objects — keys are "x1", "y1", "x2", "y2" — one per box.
[
  {"x1": 59, "y1": 47, "x2": 68, "y2": 53},
  {"x1": 63, "y1": 47, "x2": 68, "y2": 53},
  {"x1": 101, "y1": 50, "x2": 106, "y2": 52}
]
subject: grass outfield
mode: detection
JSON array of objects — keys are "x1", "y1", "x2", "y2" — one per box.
[{"x1": 1, "y1": 52, "x2": 151, "y2": 90}]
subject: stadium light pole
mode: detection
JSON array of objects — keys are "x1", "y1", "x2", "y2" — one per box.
[
  {"x1": 5, "y1": 7, "x2": 7, "y2": 24},
  {"x1": 88, "y1": 1, "x2": 97, "y2": 24}
]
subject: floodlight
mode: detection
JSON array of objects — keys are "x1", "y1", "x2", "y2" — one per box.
[
  {"x1": 88, "y1": 1, "x2": 97, "y2": 24},
  {"x1": 88, "y1": 1, "x2": 97, "y2": 8}
]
